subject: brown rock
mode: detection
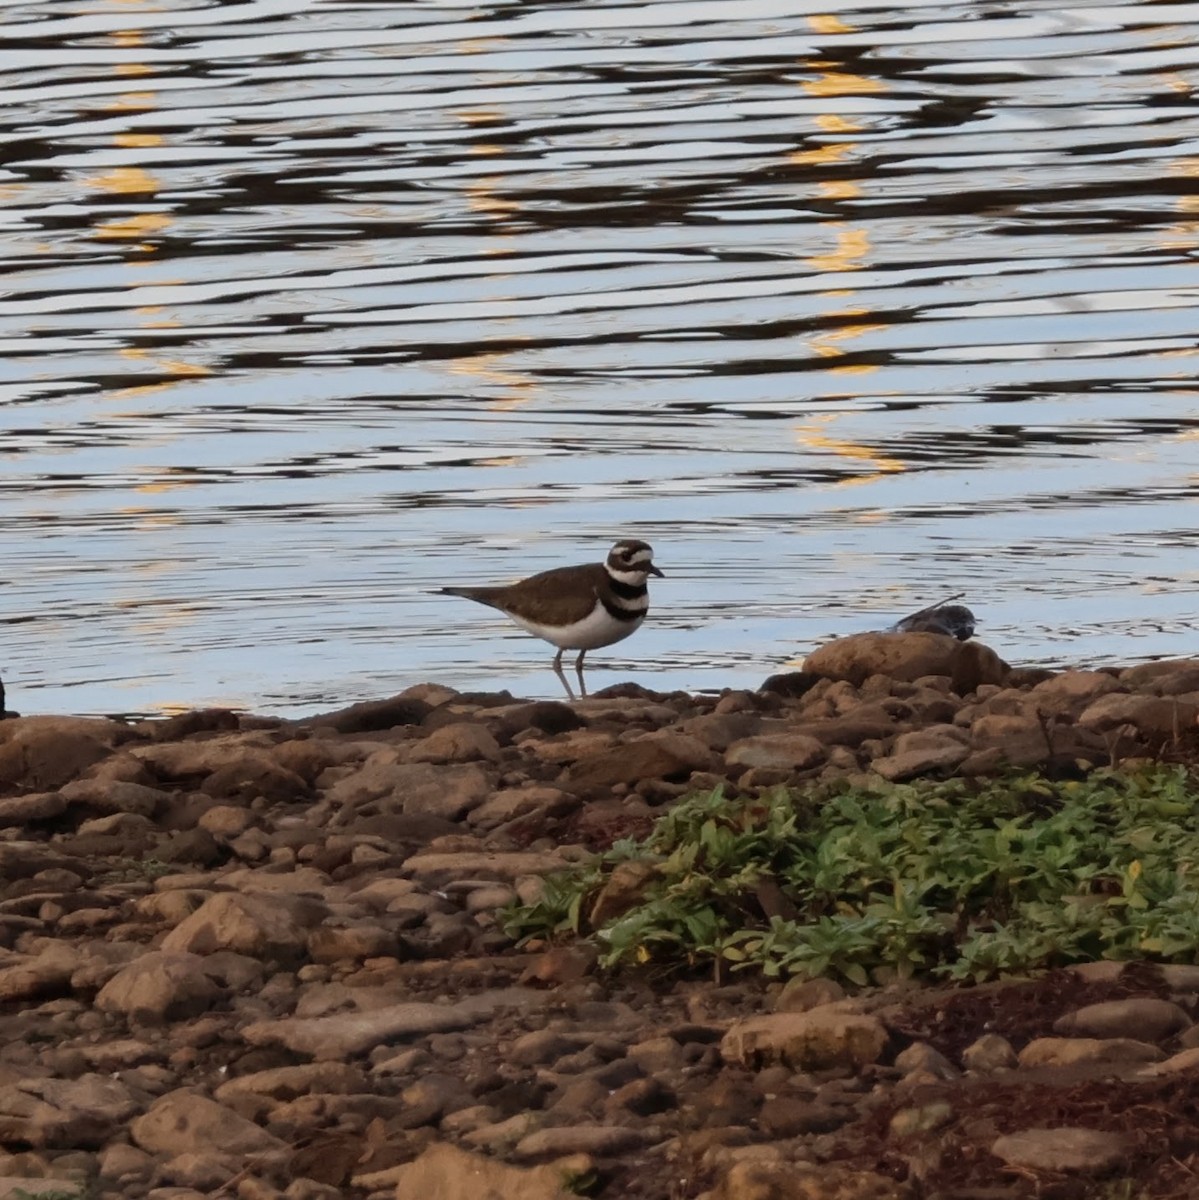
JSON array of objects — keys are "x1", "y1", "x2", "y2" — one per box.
[
  {"x1": 131, "y1": 733, "x2": 275, "y2": 778},
  {"x1": 0, "y1": 716, "x2": 130, "y2": 789},
  {"x1": 408, "y1": 722, "x2": 501, "y2": 764},
  {"x1": 588, "y1": 860, "x2": 660, "y2": 927},
  {"x1": 0, "y1": 793, "x2": 68, "y2": 826},
  {"x1": 94, "y1": 951, "x2": 223, "y2": 1024},
  {"x1": 487, "y1": 700, "x2": 586, "y2": 739},
  {"x1": 758, "y1": 1097, "x2": 851, "y2": 1136},
  {"x1": 330, "y1": 753, "x2": 491, "y2": 821},
  {"x1": 758, "y1": 672, "x2": 824, "y2": 699},
  {"x1": 0, "y1": 943, "x2": 78, "y2": 1002},
  {"x1": 241, "y1": 1002, "x2": 475, "y2": 1059},
  {"x1": 706, "y1": 1160, "x2": 906, "y2": 1200},
  {"x1": 960, "y1": 1033, "x2": 1017, "y2": 1071},
  {"x1": 1053, "y1": 997, "x2": 1191, "y2": 1042},
  {"x1": 147, "y1": 708, "x2": 239, "y2": 740},
  {"x1": 401, "y1": 850, "x2": 573, "y2": 889},
  {"x1": 1029, "y1": 670, "x2": 1123, "y2": 713},
  {"x1": 725, "y1": 734, "x2": 825, "y2": 772},
  {"x1": 1136, "y1": 1046, "x2": 1199, "y2": 1076},
  {"x1": 889, "y1": 1100, "x2": 953, "y2": 1137},
  {"x1": 198, "y1": 804, "x2": 256, "y2": 839},
  {"x1": 161, "y1": 891, "x2": 327, "y2": 963},
  {"x1": 991, "y1": 1126, "x2": 1131, "y2": 1173},
  {"x1": 513, "y1": 1124, "x2": 654, "y2": 1158},
  {"x1": 776, "y1": 977, "x2": 845, "y2": 1013},
  {"x1": 466, "y1": 786, "x2": 574, "y2": 831},
  {"x1": 0, "y1": 1075, "x2": 139, "y2": 1148},
  {"x1": 1017, "y1": 1037, "x2": 1163, "y2": 1067},
  {"x1": 871, "y1": 726, "x2": 968, "y2": 781},
  {"x1": 1120, "y1": 659, "x2": 1199, "y2": 692},
  {"x1": 0, "y1": 1179, "x2": 92, "y2": 1200},
  {"x1": 300, "y1": 693, "x2": 432, "y2": 734},
  {"x1": 132, "y1": 1089, "x2": 286, "y2": 1157},
  {"x1": 201, "y1": 755, "x2": 309, "y2": 803},
  {"x1": 58, "y1": 777, "x2": 169, "y2": 816},
  {"x1": 894, "y1": 1041, "x2": 958, "y2": 1080},
  {"x1": 390, "y1": 1141, "x2": 577, "y2": 1200},
  {"x1": 563, "y1": 732, "x2": 711, "y2": 793},
  {"x1": 803, "y1": 632, "x2": 1007, "y2": 692},
  {"x1": 215, "y1": 1062, "x2": 366, "y2": 1104},
  {"x1": 307, "y1": 923, "x2": 399, "y2": 964},
  {"x1": 1078, "y1": 692, "x2": 1198, "y2": 739},
  {"x1": 679, "y1": 713, "x2": 764, "y2": 751},
  {"x1": 968, "y1": 713, "x2": 1051, "y2": 766},
  {"x1": 721, "y1": 1011, "x2": 887, "y2": 1071}
]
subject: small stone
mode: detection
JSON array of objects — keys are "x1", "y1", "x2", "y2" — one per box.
[
  {"x1": 724, "y1": 735, "x2": 825, "y2": 772},
  {"x1": 1137, "y1": 1046, "x2": 1199, "y2": 1076},
  {"x1": 562, "y1": 732, "x2": 711, "y2": 793},
  {"x1": 775, "y1": 977, "x2": 845, "y2": 1013},
  {"x1": 960, "y1": 1033, "x2": 1017, "y2": 1072},
  {"x1": 513, "y1": 1125, "x2": 653, "y2": 1159},
  {"x1": 1017, "y1": 1037, "x2": 1163, "y2": 1068},
  {"x1": 991, "y1": 1127, "x2": 1132, "y2": 1173},
  {"x1": 871, "y1": 726, "x2": 969, "y2": 781},
  {"x1": 161, "y1": 891, "x2": 326, "y2": 963},
  {"x1": 1030, "y1": 671, "x2": 1123, "y2": 712},
  {"x1": 894, "y1": 1041, "x2": 959, "y2": 1080},
  {"x1": 721, "y1": 1011, "x2": 887, "y2": 1071},
  {"x1": 588, "y1": 861, "x2": 660, "y2": 927},
  {"x1": 408, "y1": 723, "x2": 501, "y2": 764},
  {"x1": 889, "y1": 1100, "x2": 953, "y2": 1137},
  {"x1": 241, "y1": 1002, "x2": 476, "y2": 1060}
]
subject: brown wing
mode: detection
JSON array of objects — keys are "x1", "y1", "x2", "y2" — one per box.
[{"x1": 440, "y1": 562, "x2": 603, "y2": 625}]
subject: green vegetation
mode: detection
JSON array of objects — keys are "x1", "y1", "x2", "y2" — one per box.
[{"x1": 503, "y1": 767, "x2": 1199, "y2": 984}]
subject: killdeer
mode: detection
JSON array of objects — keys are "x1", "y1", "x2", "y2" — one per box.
[{"x1": 438, "y1": 539, "x2": 664, "y2": 699}]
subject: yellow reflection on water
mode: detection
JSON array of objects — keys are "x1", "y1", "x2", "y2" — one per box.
[
  {"x1": 448, "y1": 349, "x2": 538, "y2": 415},
  {"x1": 785, "y1": 23, "x2": 901, "y2": 486},
  {"x1": 86, "y1": 167, "x2": 160, "y2": 194}
]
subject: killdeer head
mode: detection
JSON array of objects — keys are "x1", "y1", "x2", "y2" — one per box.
[{"x1": 438, "y1": 538, "x2": 664, "y2": 700}]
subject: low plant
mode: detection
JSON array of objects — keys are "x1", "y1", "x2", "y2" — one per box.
[{"x1": 502, "y1": 766, "x2": 1199, "y2": 983}]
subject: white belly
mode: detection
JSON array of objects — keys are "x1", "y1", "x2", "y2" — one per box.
[{"x1": 509, "y1": 602, "x2": 645, "y2": 651}]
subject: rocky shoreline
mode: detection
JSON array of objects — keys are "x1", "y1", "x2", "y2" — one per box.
[{"x1": 0, "y1": 631, "x2": 1198, "y2": 1200}]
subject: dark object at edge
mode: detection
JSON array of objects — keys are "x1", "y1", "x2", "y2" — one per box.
[{"x1": 891, "y1": 593, "x2": 976, "y2": 641}]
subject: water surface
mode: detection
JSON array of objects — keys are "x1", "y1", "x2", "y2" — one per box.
[{"x1": 2, "y1": 0, "x2": 1198, "y2": 714}]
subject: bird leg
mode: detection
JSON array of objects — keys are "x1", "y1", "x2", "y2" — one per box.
[
  {"x1": 552, "y1": 648, "x2": 577, "y2": 701},
  {"x1": 574, "y1": 649, "x2": 589, "y2": 698}
]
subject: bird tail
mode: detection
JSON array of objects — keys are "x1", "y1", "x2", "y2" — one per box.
[{"x1": 436, "y1": 585, "x2": 502, "y2": 609}]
